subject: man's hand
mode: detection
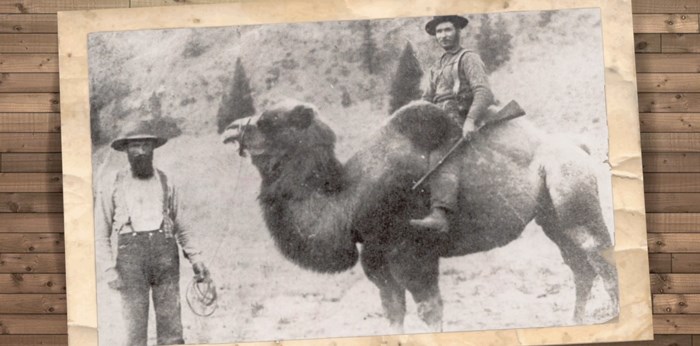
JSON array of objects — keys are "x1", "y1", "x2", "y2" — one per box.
[
  {"x1": 105, "y1": 267, "x2": 122, "y2": 290},
  {"x1": 462, "y1": 118, "x2": 478, "y2": 140},
  {"x1": 193, "y1": 262, "x2": 210, "y2": 283}
]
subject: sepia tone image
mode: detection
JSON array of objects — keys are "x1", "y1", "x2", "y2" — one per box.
[{"x1": 88, "y1": 8, "x2": 618, "y2": 345}]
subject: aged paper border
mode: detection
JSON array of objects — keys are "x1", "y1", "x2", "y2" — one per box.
[{"x1": 57, "y1": 0, "x2": 651, "y2": 345}]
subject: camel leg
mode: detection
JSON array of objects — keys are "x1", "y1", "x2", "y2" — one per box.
[
  {"x1": 389, "y1": 246, "x2": 443, "y2": 332},
  {"x1": 537, "y1": 156, "x2": 619, "y2": 323},
  {"x1": 361, "y1": 245, "x2": 407, "y2": 333},
  {"x1": 583, "y1": 218, "x2": 620, "y2": 316},
  {"x1": 560, "y1": 242, "x2": 596, "y2": 323},
  {"x1": 537, "y1": 205, "x2": 597, "y2": 323}
]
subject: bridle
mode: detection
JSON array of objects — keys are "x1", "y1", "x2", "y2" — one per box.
[{"x1": 238, "y1": 117, "x2": 252, "y2": 157}]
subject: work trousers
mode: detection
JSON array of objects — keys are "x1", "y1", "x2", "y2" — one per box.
[
  {"x1": 428, "y1": 102, "x2": 465, "y2": 212},
  {"x1": 116, "y1": 230, "x2": 184, "y2": 346}
]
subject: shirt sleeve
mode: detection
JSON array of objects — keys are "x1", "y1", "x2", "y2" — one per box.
[
  {"x1": 172, "y1": 186, "x2": 203, "y2": 265},
  {"x1": 462, "y1": 52, "x2": 494, "y2": 123},
  {"x1": 94, "y1": 180, "x2": 116, "y2": 271}
]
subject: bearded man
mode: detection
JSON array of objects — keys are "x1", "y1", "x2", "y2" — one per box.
[
  {"x1": 410, "y1": 15, "x2": 496, "y2": 233},
  {"x1": 94, "y1": 122, "x2": 210, "y2": 345}
]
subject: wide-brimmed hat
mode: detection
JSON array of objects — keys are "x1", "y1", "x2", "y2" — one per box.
[
  {"x1": 425, "y1": 15, "x2": 469, "y2": 36},
  {"x1": 110, "y1": 121, "x2": 168, "y2": 151}
]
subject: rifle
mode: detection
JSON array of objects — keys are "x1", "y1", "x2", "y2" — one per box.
[{"x1": 411, "y1": 100, "x2": 527, "y2": 191}]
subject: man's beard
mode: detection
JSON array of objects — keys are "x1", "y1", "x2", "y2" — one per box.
[{"x1": 129, "y1": 155, "x2": 154, "y2": 178}]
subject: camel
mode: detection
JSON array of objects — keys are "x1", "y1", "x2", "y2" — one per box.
[{"x1": 222, "y1": 99, "x2": 619, "y2": 332}]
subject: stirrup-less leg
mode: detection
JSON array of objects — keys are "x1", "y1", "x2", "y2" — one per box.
[{"x1": 410, "y1": 160, "x2": 460, "y2": 233}]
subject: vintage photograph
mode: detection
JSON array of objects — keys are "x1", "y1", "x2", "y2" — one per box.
[{"x1": 88, "y1": 8, "x2": 619, "y2": 345}]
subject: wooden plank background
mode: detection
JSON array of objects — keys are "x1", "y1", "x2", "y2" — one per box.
[{"x1": 0, "y1": 0, "x2": 696, "y2": 345}]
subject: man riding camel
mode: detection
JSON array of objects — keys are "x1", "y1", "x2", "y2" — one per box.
[{"x1": 410, "y1": 15, "x2": 496, "y2": 233}]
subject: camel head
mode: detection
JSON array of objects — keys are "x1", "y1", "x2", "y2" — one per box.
[{"x1": 222, "y1": 99, "x2": 336, "y2": 157}]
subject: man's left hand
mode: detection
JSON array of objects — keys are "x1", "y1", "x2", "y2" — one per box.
[
  {"x1": 462, "y1": 118, "x2": 478, "y2": 140},
  {"x1": 193, "y1": 262, "x2": 210, "y2": 283}
]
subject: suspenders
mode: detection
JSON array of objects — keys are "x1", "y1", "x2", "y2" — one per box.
[
  {"x1": 451, "y1": 48, "x2": 470, "y2": 96},
  {"x1": 113, "y1": 169, "x2": 173, "y2": 236}
]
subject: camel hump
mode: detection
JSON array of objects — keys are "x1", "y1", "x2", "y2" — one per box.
[{"x1": 388, "y1": 101, "x2": 458, "y2": 151}]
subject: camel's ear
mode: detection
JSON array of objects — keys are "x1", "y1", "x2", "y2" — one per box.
[{"x1": 289, "y1": 104, "x2": 314, "y2": 129}]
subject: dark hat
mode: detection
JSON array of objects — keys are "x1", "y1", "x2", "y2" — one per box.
[
  {"x1": 110, "y1": 121, "x2": 167, "y2": 152},
  {"x1": 425, "y1": 15, "x2": 469, "y2": 36}
]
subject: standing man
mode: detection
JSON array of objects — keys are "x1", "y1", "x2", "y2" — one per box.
[
  {"x1": 95, "y1": 122, "x2": 210, "y2": 346},
  {"x1": 410, "y1": 15, "x2": 496, "y2": 233}
]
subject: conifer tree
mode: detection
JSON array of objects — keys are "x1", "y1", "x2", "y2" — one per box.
[
  {"x1": 476, "y1": 14, "x2": 513, "y2": 74},
  {"x1": 217, "y1": 57, "x2": 255, "y2": 134},
  {"x1": 388, "y1": 42, "x2": 423, "y2": 114}
]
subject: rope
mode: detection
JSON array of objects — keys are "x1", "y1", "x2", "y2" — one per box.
[
  {"x1": 186, "y1": 137, "x2": 248, "y2": 317},
  {"x1": 186, "y1": 278, "x2": 218, "y2": 317}
]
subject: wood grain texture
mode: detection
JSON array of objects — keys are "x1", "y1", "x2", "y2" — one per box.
[
  {"x1": 0, "y1": 34, "x2": 56, "y2": 53},
  {"x1": 647, "y1": 213, "x2": 700, "y2": 232},
  {"x1": 640, "y1": 113, "x2": 700, "y2": 132},
  {"x1": 0, "y1": 54, "x2": 57, "y2": 73},
  {"x1": 0, "y1": 14, "x2": 56, "y2": 33},
  {"x1": 0, "y1": 233, "x2": 63, "y2": 253},
  {"x1": 0, "y1": 274, "x2": 64, "y2": 293},
  {"x1": 637, "y1": 54, "x2": 700, "y2": 73},
  {"x1": 0, "y1": 173, "x2": 62, "y2": 193},
  {"x1": 655, "y1": 315, "x2": 700, "y2": 334},
  {"x1": 646, "y1": 193, "x2": 700, "y2": 212},
  {"x1": 673, "y1": 254, "x2": 700, "y2": 273},
  {"x1": 636, "y1": 33, "x2": 662, "y2": 53},
  {"x1": 1, "y1": 153, "x2": 62, "y2": 172},
  {"x1": 651, "y1": 253, "x2": 673, "y2": 273},
  {"x1": 634, "y1": 14, "x2": 700, "y2": 34},
  {"x1": 632, "y1": 0, "x2": 700, "y2": 13},
  {"x1": 0, "y1": 335, "x2": 67, "y2": 345},
  {"x1": 652, "y1": 274, "x2": 700, "y2": 294},
  {"x1": 0, "y1": 73, "x2": 58, "y2": 92},
  {"x1": 665, "y1": 34, "x2": 700, "y2": 53},
  {"x1": 0, "y1": 193, "x2": 62, "y2": 213},
  {"x1": 0, "y1": 314, "x2": 66, "y2": 334},
  {"x1": 638, "y1": 93, "x2": 700, "y2": 113},
  {"x1": 0, "y1": 294, "x2": 65, "y2": 313},
  {"x1": 0, "y1": 213, "x2": 62, "y2": 232},
  {"x1": 0, "y1": 113, "x2": 60, "y2": 133},
  {"x1": 654, "y1": 294, "x2": 700, "y2": 314},
  {"x1": 641, "y1": 133, "x2": 700, "y2": 152},
  {"x1": 0, "y1": 93, "x2": 58, "y2": 113},
  {"x1": 650, "y1": 233, "x2": 700, "y2": 253},
  {"x1": 643, "y1": 153, "x2": 700, "y2": 172},
  {"x1": 0, "y1": 133, "x2": 61, "y2": 153},
  {"x1": 638, "y1": 74, "x2": 700, "y2": 92},
  {"x1": 0, "y1": 0, "x2": 128, "y2": 13},
  {"x1": 644, "y1": 173, "x2": 700, "y2": 192},
  {"x1": 0, "y1": 254, "x2": 64, "y2": 273}
]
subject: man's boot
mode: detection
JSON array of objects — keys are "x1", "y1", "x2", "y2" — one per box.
[{"x1": 410, "y1": 207, "x2": 450, "y2": 233}]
